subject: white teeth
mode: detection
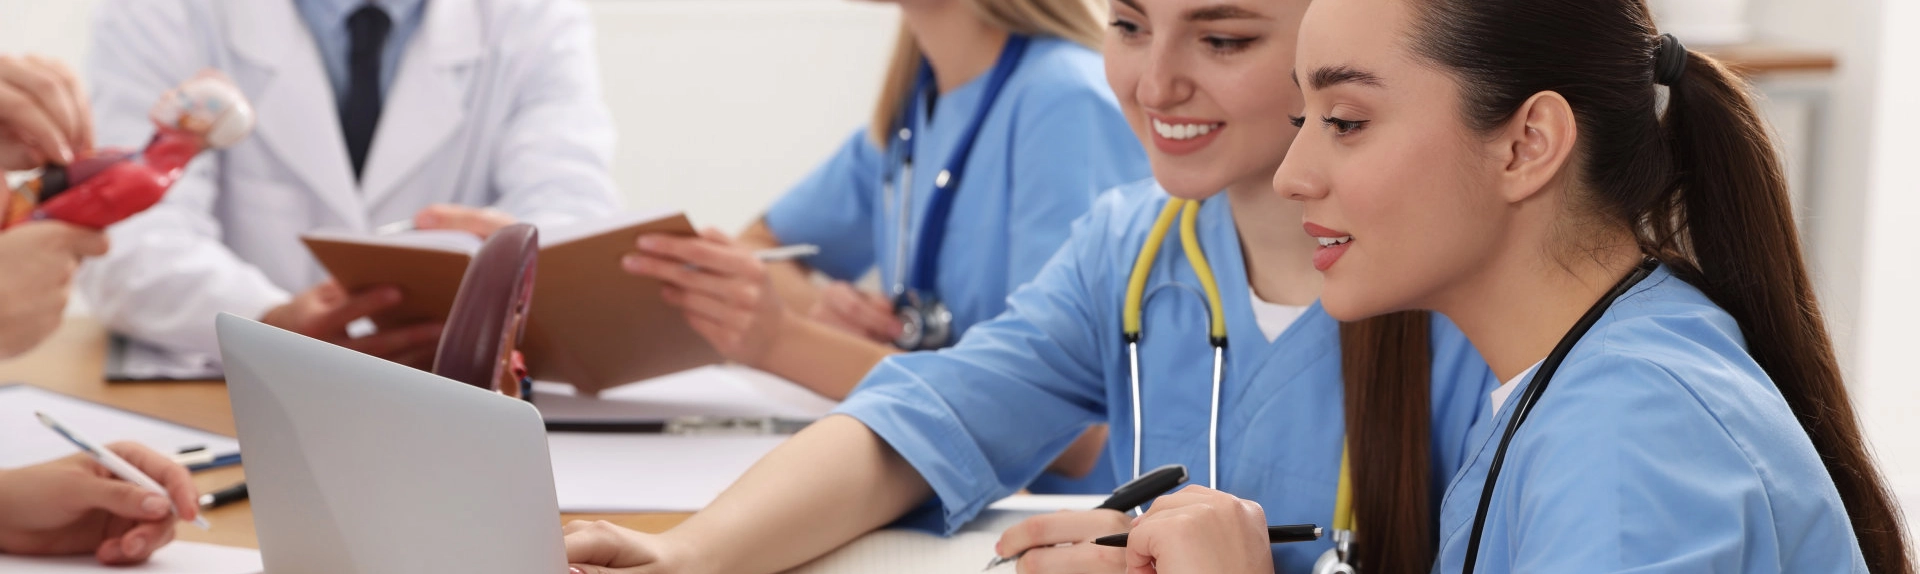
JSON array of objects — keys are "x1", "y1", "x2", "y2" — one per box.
[
  {"x1": 1316, "y1": 236, "x2": 1353, "y2": 247},
  {"x1": 1152, "y1": 119, "x2": 1221, "y2": 141}
]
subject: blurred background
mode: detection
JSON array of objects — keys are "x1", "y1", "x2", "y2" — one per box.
[{"x1": 2, "y1": 0, "x2": 1914, "y2": 532}]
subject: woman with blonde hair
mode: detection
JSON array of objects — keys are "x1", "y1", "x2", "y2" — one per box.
[{"x1": 621, "y1": 0, "x2": 1148, "y2": 493}]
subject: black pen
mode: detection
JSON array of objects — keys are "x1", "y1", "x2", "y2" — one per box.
[
  {"x1": 1090, "y1": 524, "x2": 1323, "y2": 548},
  {"x1": 984, "y1": 464, "x2": 1189, "y2": 570},
  {"x1": 198, "y1": 481, "x2": 248, "y2": 510}
]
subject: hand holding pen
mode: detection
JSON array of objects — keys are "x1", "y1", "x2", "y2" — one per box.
[
  {"x1": 986, "y1": 464, "x2": 1190, "y2": 570},
  {"x1": 0, "y1": 414, "x2": 204, "y2": 565},
  {"x1": 1118, "y1": 484, "x2": 1285, "y2": 574}
]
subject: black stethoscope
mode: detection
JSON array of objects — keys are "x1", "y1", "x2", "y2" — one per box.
[
  {"x1": 886, "y1": 35, "x2": 1030, "y2": 351},
  {"x1": 1459, "y1": 257, "x2": 1658, "y2": 574}
]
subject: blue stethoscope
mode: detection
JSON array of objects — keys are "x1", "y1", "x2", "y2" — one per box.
[{"x1": 886, "y1": 35, "x2": 1030, "y2": 351}]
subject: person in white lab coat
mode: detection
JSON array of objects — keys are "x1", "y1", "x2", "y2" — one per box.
[{"x1": 76, "y1": 0, "x2": 622, "y2": 371}]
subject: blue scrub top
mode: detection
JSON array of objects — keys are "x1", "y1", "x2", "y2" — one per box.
[
  {"x1": 764, "y1": 36, "x2": 1148, "y2": 494},
  {"x1": 835, "y1": 181, "x2": 1498, "y2": 571},
  {"x1": 763, "y1": 35, "x2": 1149, "y2": 344},
  {"x1": 1434, "y1": 266, "x2": 1867, "y2": 572}
]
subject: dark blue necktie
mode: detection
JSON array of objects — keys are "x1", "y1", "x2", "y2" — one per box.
[{"x1": 343, "y1": 4, "x2": 391, "y2": 182}]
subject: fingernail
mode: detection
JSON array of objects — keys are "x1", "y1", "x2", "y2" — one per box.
[
  {"x1": 621, "y1": 254, "x2": 645, "y2": 271},
  {"x1": 124, "y1": 535, "x2": 145, "y2": 557},
  {"x1": 141, "y1": 495, "x2": 169, "y2": 516},
  {"x1": 638, "y1": 236, "x2": 661, "y2": 250},
  {"x1": 570, "y1": 568, "x2": 587, "y2": 574},
  {"x1": 59, "y1": 144, "x2": 74, "y2": 164},
  {"x1": 417, "y1": 213, "x2": 439, "y2": 226}
]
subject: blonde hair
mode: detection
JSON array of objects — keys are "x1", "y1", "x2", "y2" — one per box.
[{"x1": 868, "y1": 0, "x2": 1108, "y2": 145}]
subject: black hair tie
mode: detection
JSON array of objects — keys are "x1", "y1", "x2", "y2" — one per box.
[{"x1": 1654, "y1": 33, "x2": 1688, "y2": 86}]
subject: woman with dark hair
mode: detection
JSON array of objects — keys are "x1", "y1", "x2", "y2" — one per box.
[
  {"x1": 563, "y1": 1, "x2": 1496, "y2": 572},
  {"x1": 1124, "y1": 0, "x2": 1913, "y2": 571}
]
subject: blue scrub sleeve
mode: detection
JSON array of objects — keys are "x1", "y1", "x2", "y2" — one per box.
[
  {"x1": 762, "y1": 128, "x2": 884, "y2": 281},
  {"x1": 1003, "y1": 88, "x2": 1148, "y2": 293},
  {"x1": 1495, "y1": 355, "x2": 1804, "y2": 572},
  {"x1": 832, "y1": 197, "x2": 1124, "y2": 535}
]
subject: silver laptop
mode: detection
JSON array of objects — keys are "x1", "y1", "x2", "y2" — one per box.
[{"x1": 217, "y1": 313, "x2": 566, "y2": 574}]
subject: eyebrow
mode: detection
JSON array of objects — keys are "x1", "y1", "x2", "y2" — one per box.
[
  {"x1": 1187, "y1": 4, "x2": 1269, "y2": 21},
  {"x1": 1297, "y1": 65, "x2": 1385, "y2": 90},
  {"x1": 1115, "y1": 0, "x2": 1143, "y2": 13}
]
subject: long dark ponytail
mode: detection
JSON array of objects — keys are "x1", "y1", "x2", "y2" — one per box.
[
  {"x1": 1406, "y1": 0, "x2": 1911, "y2": 570},
  {"x1": 1340, "y1": 312, "x2": 1437, "y2": 574}
]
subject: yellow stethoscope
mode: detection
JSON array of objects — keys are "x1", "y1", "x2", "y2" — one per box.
[
  {"x1": 1122, "y1": 198, "x2": 1227, "y2": 488},
  {"x1": 1123, "y1": 198, "x2": 1357, "y2": 572},
  {"x1": 1315, "y1": 448, "x2": 1356, "y2": 574}
]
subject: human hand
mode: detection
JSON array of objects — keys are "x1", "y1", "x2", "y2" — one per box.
[
  {"x1": 807, "y1": 281, "x2": 901, "y2": 344},
  {"x1": 0, "y1": 221, "x2": 108, "y2": 359},
  {"x1": 0, "y1": 442, "x2": 199, "y2": 565},
  {"x1": 622, "y1": 228, "x2": 789, "y2": 366},
  {"x1": 1122, "y1": 486, "x2": 1273, "y2": 574},
  {"x1": 257, "y1": 280, "x2": 443, "y2": 368},
  {"x1": 413, "y1": 204, "x2": 516, "y2": 239},
  {"x1": 995, "y1": 509, "x2": 1132, "y2": 573},
  {"x1": 0, "y1": 53, "x2": 91, "y2": 169},
  {"x1": 563, "y1": 520, "x2": 701, "y2": 574}
]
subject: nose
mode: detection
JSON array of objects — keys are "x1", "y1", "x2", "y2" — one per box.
[
  {"x1": 1135, "y1": 38, "x2": 1193, "y2": 111},
  {"x1": 1273, "y1": 128, "x2": 1328, "y2": 202}
]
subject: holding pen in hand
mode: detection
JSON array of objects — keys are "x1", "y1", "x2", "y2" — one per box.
[{"x1": 0, "y1": 412, "x2": 203, "y2": 565}]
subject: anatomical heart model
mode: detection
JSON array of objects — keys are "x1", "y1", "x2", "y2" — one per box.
[{"x1": 3, "y1": 70, "x2": 255, "y2": 230}]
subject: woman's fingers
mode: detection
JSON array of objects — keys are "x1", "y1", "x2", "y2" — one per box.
[
  {"x1": 628, "y1": 253, "x2": 766, "y2": 310},
  {"x1": 1015, "y1": 539, "x2": 1126, "y2": 574},
  {"x1": 666, "y1": 286, "x2": 757, "y2": 333},
  {"x1": 102, "y1": 520, "x2": 175, "y2": 565},
  {"x1": 998, "y1": 510, "x2": 1130, "y2": 558},
  {"x1": 103, "y1": 442, "x2": 198, "y2": 522},
  {"x1": 561, "y1": 520, "x2": 661, "y2": 569},
  {"x1": 0, "y1": 70, "x2": 72, "y2": 166},
  {"x1": 633, "y1": 233, "x2": 761, "y2": 280}
]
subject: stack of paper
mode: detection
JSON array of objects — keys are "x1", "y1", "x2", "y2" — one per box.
[
  {"x1": 0, "y1": 384, "x2": 239, "y2": 468},
  {"x1": 784, "y1": 495, "x2": 1108, "y2": 574},
  {"x1": 0, "y1": 541, "x2": 262, "y2": 573},
  {"x1": 539, "y1": 366, "x2": 839, "y2": 512}
]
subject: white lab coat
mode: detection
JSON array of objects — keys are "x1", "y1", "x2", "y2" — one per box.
[{"x1": 77, "y1": 0, "x2": 621, "y2": 363}]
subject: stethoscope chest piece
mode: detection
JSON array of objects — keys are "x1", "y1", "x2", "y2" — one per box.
[
  {"x1": 893, "y1": 289, "x2": 953, "y2": 351},
  {"x1": 1311, "y1": 529, "x2": 1356, "y2": 574}
]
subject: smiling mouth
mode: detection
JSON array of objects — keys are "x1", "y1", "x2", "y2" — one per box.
[
  {"x1": 1315, "y1": 235, "x2": 1353, "y2": 247},
  {"x1": 1151, "y1": 118, "x2": 1225, "y2": 141}
]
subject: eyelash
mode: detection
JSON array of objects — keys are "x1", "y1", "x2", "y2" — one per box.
[
  {"x1": 1288, "y1": 115, "x2": 1368, "y2": 136},
  {"x1": 1106, "y1": 19, "x2": 1255, "y2": 54},
  {"x1": 1204, "y1": 35, "x2": 1256, "y2": 54}
]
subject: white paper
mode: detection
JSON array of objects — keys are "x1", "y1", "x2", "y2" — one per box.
[
  {"x1": 533, "y1": 365, "x2": 838, "y2": 423},
  {"x1": 0, "y1": 384, "x2": 240, "y2": 468},
  {"x1": 546, "y1": 433, "x2": 788, "y2": 512},
  {"x1": 0, "y1": 541, "x2": 262, "y2": 573},
  {"x1": 302, "y1": 228, "x2": 482, "y2": 253},
  {"x1": 785, "y1": 495, "x2": 1097, "y2": 574}
]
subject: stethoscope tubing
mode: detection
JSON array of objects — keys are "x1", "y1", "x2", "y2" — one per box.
[
  {"x1": 1459, "y1": 258, "x2": 1658, "y2": 573},
  {"x1": 1124, "y1": 199, "x2": 1227, "y2": 492}
]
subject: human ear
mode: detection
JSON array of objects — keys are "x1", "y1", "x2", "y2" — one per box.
[{"x1": 1496, "y1": 91, "x2": 1578, "y2": 204}]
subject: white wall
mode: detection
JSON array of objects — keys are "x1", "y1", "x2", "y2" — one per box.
[
  {"x1": 0, "y1": 0, "x2": 898, "y2": 233},
  {"x1": 588, "y1": 0, "x2": 897, "y2": 232},
  {"x1": 1856, "y1": 0, "x2": 1920, "y2": 538}
]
